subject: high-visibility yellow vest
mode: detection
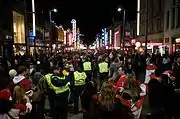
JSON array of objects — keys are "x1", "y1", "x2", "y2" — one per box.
[
  {"x1": 98, "y1": 62, "x2": 108, "y2": 73},
  {"x1": 45, "y1": 74, "x2": 70, "y2": 94},
  {"x1": 74, "y1": 71, "x2": 87, "y2": 86},
  {"x1": 83, "y1": 62, "x2": 92, "y2": 71}
]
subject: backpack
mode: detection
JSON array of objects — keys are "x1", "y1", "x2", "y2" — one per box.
[
  {"x1": 31, "y1": 84, "x2": 43, "y2": 102},
  {"x1": 31, "y1": 73, "x2": 44, "y2": 102}
]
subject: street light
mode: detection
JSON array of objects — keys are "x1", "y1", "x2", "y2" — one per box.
[
  {"x1": 117, "y1": 7, "x2": 126, "y2": 56},
  {"x1": 52, "y1": 8, "x2": 57, "y2": 13},
  {"x1": 49, "y1": 8, "x2": 58, "y2": 24},
  {"x1": 49, "y1": 8, "x2": 57, "y2": 52},
  {"x1": 117, "y1": 8, "x2": 122, "y2": 12}
]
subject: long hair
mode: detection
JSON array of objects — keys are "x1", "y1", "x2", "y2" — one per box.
[
  {"x1": 123, "y1": 76, "x2": 141, "y2": 103},
  {"x1": 99, "y1": 82, "x2": 116, "y2": 110},
  {"x1": 13, "y1": 86, "x2": 26, "y2": 104}
]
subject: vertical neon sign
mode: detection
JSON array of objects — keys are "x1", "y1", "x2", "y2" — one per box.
[
  {"x1": 137, "y1": 0, "x2": 140, "y2": 35},
  {"x1": 104, "y1": 28, "x2": 108, "y2": 46},
  {"x1": 109, "y1": 30, "x2": 112, "y2": 45},
  {"x1": 68, "y1": 33, "x2": 72, "y2": 46},
  {"x1": 64, "y1": 31, "x2": 66, "y2": 45},
  {"x1": 32, "y1": 0, "x2": 36, "y2": 37},
  {"x1": 71, "y1": 19, "x2": 76, "y2": 45},
  {"x1": 114, "y1": 31, "x2": 119, "y2": 48}
]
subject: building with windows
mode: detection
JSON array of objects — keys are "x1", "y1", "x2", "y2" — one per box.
[
  {"x1": 107, "y1": 21, "x2": 136, "y2": 51},
  {"x1": 0, "y1": 0, "x2": 53, "y2": 57},
  {"x1": 164, "y1": 0, "x2": 180, "y2": 53},
  {"x1": 137, "y1": 0, "x2": 165, "y2": 54},
  {"x1": 0, "y1": 0, "x2": 14, "y2": 57}
]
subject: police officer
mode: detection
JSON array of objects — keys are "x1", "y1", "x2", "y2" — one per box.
[
  {"x1": 72, "y1": 66, "x2": 87, "y2": 114},
  {"x1": 98, "y1": 58, "x2": 109, "y2": 86},
  {"x1": 83, "y1": 57, "x2": 92, "y2": 82},
  {"x1": 45, "y1": 66, "x2": 70, "y2": 119}
]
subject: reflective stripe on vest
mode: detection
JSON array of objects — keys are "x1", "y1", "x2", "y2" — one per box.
[
  {"x1": 46, "y1": 75, "x2": 70, "y2": 94},
  {"x1": 83, "y1": 62, "x2": 92, "y2": 71},
  {"x1": 45, "y1": 74, "x2": 53, "y2": 89},
  {"x1": 74, "y1": 71, "x2": 87, "y2": 86},
  {"x1": 98, "y1": 62, "x2": 108, "y2": 73}
]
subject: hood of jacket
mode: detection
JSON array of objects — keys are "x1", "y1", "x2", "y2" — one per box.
[{"x1": 13, "y1": 75, "x2": 26, "y2": 84}]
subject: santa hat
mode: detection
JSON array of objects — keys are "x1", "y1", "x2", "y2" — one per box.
[
  {"x1": 0, "y1": 88, "x2": 12, "y2": 101},
  {"x1": 163, "y1": 70, "x2": 176, "y2": 80},
  {"x1": 146, "y1": 64, "x2": 158, "y2": 70},
  {"x1": 163, "y1": 70, "x2": 173, "y2": 76}
]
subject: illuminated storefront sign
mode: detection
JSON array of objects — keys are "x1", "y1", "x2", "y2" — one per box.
[
  {"x1": 142, "y1": 43, "x2": 162, "y2": 46},
  {"x1": 109, "y1": 30, "x2": 112, "y2": 45},
  {"x1": 114, "y1": 31, "x2": 119, "y2": 48},
  {"x1": 64, "y1": 31, "x2": 66, "y2": 45},
  {"x1": 29, "y1": 31, "x2": 34, "y2": 40},
  {"x1": 71, "y1": 19, "x2": 76, "y2": 43},
  {"x1": 68, "y1": 33, "x2": 72, "y2": 46},
  {"x1": 58, "y1": 29, "x2": 64, "y2": 41},
  {"x1": 104, "y1": 28, "x2": 108, "y2": 46},
  {"x1": 13, "y1": 11, "x2": 25, "y2": 44},
  {"x1": 176, "y1": 38, "x2": 180, "y2": 43}
]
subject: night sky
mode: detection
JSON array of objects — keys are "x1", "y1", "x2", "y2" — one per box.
[{"x1": 36, "y1": 0, "x2": 137, "y2": 44}]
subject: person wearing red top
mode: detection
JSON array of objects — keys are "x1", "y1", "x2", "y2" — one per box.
[
  {"x1": 8, "y1": 66, "x2": 33, "y2": 117},
  {"x1": 0, "y1": 88, "x2": 31, "y2": 119},
  {"x1": 115, "y1": 72, "x2": 147, "y2": 119},
  {"x1": 9, "y1": 66, "x2": 33, "y2": 97},
  {"x1": 115, "y1": 67, "x2": 127, "y2": 93},
  {"x1": 145, "y1": 63, "x2": 158, "y2": 84}
]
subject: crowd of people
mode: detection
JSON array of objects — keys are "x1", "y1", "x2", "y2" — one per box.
[{"x1": 0, "y1": 50, "x2": 179, "y2": 119}]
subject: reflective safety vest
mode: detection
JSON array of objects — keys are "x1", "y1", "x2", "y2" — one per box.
[
  {"x1": 45, "y1": 74, "x2": 70, "y2": 94},
  {"x1": 74, "y1": 71, "x2": 87, "y2": 86},
  {"x1": 98, "y1": 62, "x2": 108, "y2": 73},
  {"x1": 83, "y1": 62, "x2": 92, "y2": 71}
]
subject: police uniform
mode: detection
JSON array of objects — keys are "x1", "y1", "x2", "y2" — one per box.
[
  {"x1": 83, "y1": 61, "x2": 92, "y2": 82},
  {"x1": 98, "y1": 61, "x2": 109, "y2": 86},
  {"x1": 72, "y1": 71, "x2": 87, "y2": 114},
  {"x1": 45, "y1": 73, "x2": 70, "y2": 119}
]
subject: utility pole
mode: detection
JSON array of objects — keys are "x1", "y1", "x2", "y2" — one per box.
[
  {"x1": 49, "y1": 10, "x2": 52, "y2": 53},
  {"x1": 145, "y1": 0, "x2": 148, "y2": 57},
  {"x1": 122, "y1": 10, "x2": 126, "y2": 56},
  {"x1": 24, "y1": 0, "x2": 29, "y2": 55}
]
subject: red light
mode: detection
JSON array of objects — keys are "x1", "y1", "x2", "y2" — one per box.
[
  {"x1": 114, "y1": 31, "x2": 119, "y2": 48},
  {"x1": 131, "y1": 39, "x2": 136, "y2": 45}
]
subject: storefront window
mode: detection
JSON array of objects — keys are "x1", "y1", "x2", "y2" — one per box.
[
  {"x1": 13, "y1": 11, "x2": 25, "y2": 44},
  {"x1": 13, "y1": 45, "x2": 26, "y2": 55}
]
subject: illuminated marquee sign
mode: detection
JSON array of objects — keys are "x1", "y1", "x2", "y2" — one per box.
[
  {"x1": 71, "y1": 19, "x2": 76, "y2": 43},
  {"x1": 64, "y1": 31, "x2": 66, "y2": 45},
  {"x1": 104, "y1": 28, "x2": 108, "y2": 46}
]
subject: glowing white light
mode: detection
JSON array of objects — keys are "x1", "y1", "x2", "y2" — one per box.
[
  {"x1": 52, "y1": 44, "x2": 56, "y2": 49},
  {"x1": 118, "y1": 8, "x2": 122, "y2": 12},
  {"x1": 53, "y1": 9, "x2": 57, "y2": 13},
  {"x1": 64, "y1": 31, "x2": 66, "y2": 45},
  {"x1": 110, "y1": 30, "x2": 112, "y2": 44},
  {"x1": 135, "y1": 42, "x2": 141, "y2": 47},
  {"x1": 32, "y1": 0, "x2": 36, "y2": 37},
  {"x1": 114, "y1": 31, "x2": 119, "y2": 48},
  {"x1": 137, "y1": 0, "x2": 140, "y2": 36}
]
